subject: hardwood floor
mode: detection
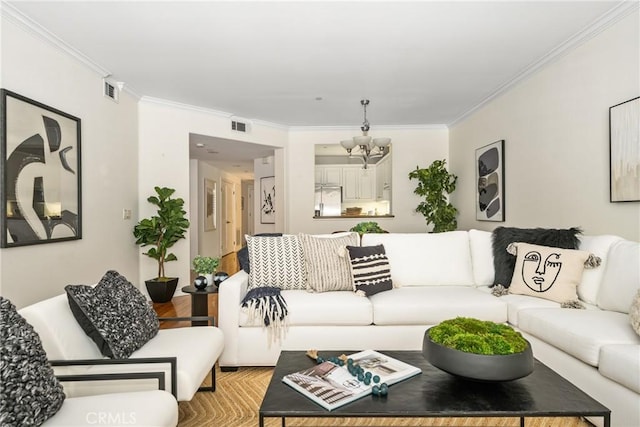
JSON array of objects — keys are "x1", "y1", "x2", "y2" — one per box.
[{"x1": 154, "y1": 251, "x2": 239, "y2": 329}]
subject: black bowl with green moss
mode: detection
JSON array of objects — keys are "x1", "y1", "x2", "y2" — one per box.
[{"x1": 423, "y1": 317, "x2": 533, "y2": 382}]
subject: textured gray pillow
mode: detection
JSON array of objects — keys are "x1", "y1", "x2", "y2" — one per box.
[
  {"x1": 631, "y1": 290, "x2": 640, "y2": 336},
  {"x1": 0, "y1": 297, "x2": 65, "y2": 425},
  {"x1": 300, "y1": 232, "x2": 359, "y2": 292},
  {"x1": 65, "y1": 270, "x2": 159, "y2": 358}
]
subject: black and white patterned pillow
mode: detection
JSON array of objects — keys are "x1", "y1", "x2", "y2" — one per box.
[
  {"x1": 246, "y1": 234, "x2": 307, "y2": 290},
  {"x1": 346, "y1": 244, "x2": 393, "y2": 296},
  {"x1": 0, "y1": 297, "x2": 65, "y2": 425},
  {"x1": 65, "y1": 270, "x2": 159, "y2": 359}
]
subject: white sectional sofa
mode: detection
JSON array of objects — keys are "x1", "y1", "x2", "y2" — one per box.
[{"x1": 218, "y1": 230, "x2": 639, "y2": 427}]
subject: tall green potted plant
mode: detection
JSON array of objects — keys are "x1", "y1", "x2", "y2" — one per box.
[
  {"x1": 133, "y1": 186, "x2": 190, "y2": 303},
  {"x1": 408, "y1": 160, "x2": 458, "y2": 233}
]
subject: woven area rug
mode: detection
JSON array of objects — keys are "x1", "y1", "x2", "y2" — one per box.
[{"x1": 178, "y1": 367, "x2": 593, "y2": 427}]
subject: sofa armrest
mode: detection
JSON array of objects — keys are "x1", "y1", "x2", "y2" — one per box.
[
  {"x1": 50, "y1": 357, "x2": 178, "y2": 398},
  {"x1": 218, "y1": 270, "x2": 248, "y2": 367}
]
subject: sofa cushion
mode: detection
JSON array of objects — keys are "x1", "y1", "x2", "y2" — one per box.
[
  {"x1": 346, "y1": 244, "x2": 393, "y2": 296},
  {"x1": 577, "y1": 235, "x2": 624, "y2": 304},
  {"x1": 499, "y1": 293, "x2": 560, "y2": 327},
  {"x1": 598, "y1": 344, "x2": 640, "y2": 394},
  {"x1": 0, "y1": 297, "x2": 65, "y2": 426},
  {"x1": 469, "y1": 229, "x2": 495, "y2": 286},
  {"x1": 240, "y1": 290, "x2": 373, "y2": 326},
  {"x1": 246, "y1": 234, "x2": 307, "y2": 290},
  {"x1": 491, "y1": 227, "x2": 581, "y2": 288},
  {"x1": 369, "y1": 287, "x2": 508, "y2": 325},
  {"x1": 518, "y1": 307, "x2": 640, "y2": 366},
  {"x1": 507, "y1": 242, "x2": 594, "y2": 304},
  {"x1": 18, "y1": 294, "x2": 104, "y2": 360},
  {"x1": 597, "y1": 239, "x2": 640, "y2": 314},
  {"x1": 65, "y1": 270, "x2": 160, "y2": 359},
  {"x1": 300, "y1": 232, "x2": 359, "y2": 292},
  {"x1": 362, "y1": 231, "x2": 475, "y2": 287}
]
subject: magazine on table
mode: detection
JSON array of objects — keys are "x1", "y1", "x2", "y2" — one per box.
[{"x1": 282, "y1": 349, "x2": 422, "y2": 411}]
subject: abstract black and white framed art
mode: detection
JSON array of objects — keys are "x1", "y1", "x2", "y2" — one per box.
[
  {"x1": 609, "y1": 96, "x2": 639, "y2": 202},
  {"x1": 204, "y1": 178, "x2": 216, "y2": 231},
  {"x1": 260, "y1": 176, "x2": 275, "y2": 224},
  {"x1": 1, "y1": 90, "x2": 82, "y2": 247},
  {"x1": 476, "y1": 140, "x2": 505, "y2": 222}
]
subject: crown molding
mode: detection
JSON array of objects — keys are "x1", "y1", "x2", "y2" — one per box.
[
  {"x1": 449, "y1": 1, "x2": 639, "y2": 126},
  {"x1": 1, "y1": 1, "x2": 109, "y2": 77},
  {"x1": 139, "y1": 96, "x2": 288, "y2": 130}
]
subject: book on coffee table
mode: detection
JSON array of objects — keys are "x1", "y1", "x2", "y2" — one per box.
[{"x1": 282, "y1": 349, "x2": 422, "y2": 411}]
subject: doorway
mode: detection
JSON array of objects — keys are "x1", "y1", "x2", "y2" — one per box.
[{"x1": 221, "y1": 179, "x2": 236, "y2": 256}]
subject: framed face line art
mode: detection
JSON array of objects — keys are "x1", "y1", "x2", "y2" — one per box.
[
  {"x1": 475, "y1": 140, "x2": 505, "y2": 222},
  {"x1": 1, "y1": 89, "x2": 82, "y2": 247}
]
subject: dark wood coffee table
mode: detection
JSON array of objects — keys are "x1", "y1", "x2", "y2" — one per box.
[{"x1": 259, "y1": 350, "x2": 610, "y2": 427}]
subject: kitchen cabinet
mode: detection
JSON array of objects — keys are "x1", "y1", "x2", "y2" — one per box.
[
  {"x1": 315, "y1": 166, "x2": 342, "y2": 186},
  {"x1": 342, "y1": 166, "x2": 375, "y2": 202}
]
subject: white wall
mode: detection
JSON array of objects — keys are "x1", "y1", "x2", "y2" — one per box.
[
  {"x1": 449, "y1": 13, "x2": 640, "y2": 241},
  {"x1": 138, "y1": 99, "x2": 287, "y2": 289},
  {"x1": 1, "y1": 15, "x2": 139, "y2": 307},
  {"x1": 287, "y1": 127, "x2": 449, "y2": 234}
]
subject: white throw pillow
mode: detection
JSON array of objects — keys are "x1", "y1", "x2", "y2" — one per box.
[
  {"x1": 246, "y1": 234, "x2": 307, "y2": 290},
  {"x1": 597, "y1": 240, "x2": 640, "y2": 313},
  {"x1": 299, "y1": 232, "x2": 359, "y2": 292},
  {"x1": 508, "y1": 242, "x2": 596, "y2": 304}
]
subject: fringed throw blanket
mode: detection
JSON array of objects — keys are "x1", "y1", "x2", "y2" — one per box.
[{"x1": 241, "y1": 286, "x2": 288, "y2": 344}]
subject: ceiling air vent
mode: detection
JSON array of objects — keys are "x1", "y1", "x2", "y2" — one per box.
[
  {"x1": 102, "y1": 78, "x2": 119, "y2": 103},
  {"x1": 231, "y1": 117, "x2": 250, "y2": 133}
]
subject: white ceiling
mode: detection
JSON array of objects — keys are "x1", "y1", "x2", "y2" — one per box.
[{"x1": 5, "y1": 0, "x2": 630, "y2": 177}]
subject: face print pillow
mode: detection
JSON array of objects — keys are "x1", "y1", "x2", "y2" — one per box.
[{"x1": 506, "y1": 242, "x2": 600, "y2": 304}]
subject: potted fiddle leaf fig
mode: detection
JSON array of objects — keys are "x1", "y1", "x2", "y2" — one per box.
[
  {"x1": 133, "y1": 186, "x2": 190, "y2": 303},
  {"x1": 409, "y1": 160, "x2": 458, "y2": 233}
]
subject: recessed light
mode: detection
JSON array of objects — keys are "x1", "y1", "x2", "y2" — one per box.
[{"x1": 196, "y1": 143, "x2": 205, "y2": 148}]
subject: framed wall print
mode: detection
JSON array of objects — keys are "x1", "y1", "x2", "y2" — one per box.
[
  {"x1": 1, "y1": 89, "x2": 82, "y2": 247},
  {"x1": 260, "y1": 176, "x2": 275, "y2": 224},
  {"x1": 204, "y1": 178, "x2": 216, "y2": 231},
  {"x1": 609, "y1": 96, "x2": 639, "y2": 202},
  {"x1": 476, "y1": 140, "x2": 505, "y2": 222}
]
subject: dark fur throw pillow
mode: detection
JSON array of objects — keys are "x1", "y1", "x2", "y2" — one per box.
[{"x1": 492, "y1": 226, "x2": 582, "y2": 287}]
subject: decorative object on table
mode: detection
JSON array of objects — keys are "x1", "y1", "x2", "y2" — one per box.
[
  {"x1": 423, "y1": 317, "x2": 533, "y2": 382},
  {"x1": 609, "y1": 96, "x2": 639, "y2": 202},
  {"x1": 349, "y1": 221, "x2": 386, "y2": 237},
  {"x1": 0, "y1": 89, "x2": 82, "y2": 248},
  {"x1": 491, "y1": 226, "x2": 582, "y2": 289},
  {"x1": 282, "y1": 349, "x2": 421, "y2": 411},
  {"x1": 193, "y1": 275, "x2": 208, "y2": 290},
  {"x1": 339, "y1": 99, "x2": 391, "y2": 169},
  {"x1": 213, "y1": 271, "x2": 229, "y2": 286},
  {"x1": 260, "y1": 176, "x2": 275, "y2": 224},
  {"x1": 505, "y1": 242, "x2": 601, "y2": 307},
  {"x1": 408, "y1": 159, "x2": 458, "y2": 232},
  {"x1": 0, "y1": 297, "x2": 66, "y2": 425},
  {"x1": 475, "y1": 140, "x2": 505, "y2": 221},
  {"x1": 133, "y1": 186, "x2": 190, "y2": 303},
  {"x1": 192, "y1": 254, "x2": 220, "y2": 288},
  {"x1": 204, "y1": 178, "x2": 216, "y2": 230},
  {"x1": 345, "y1": 207, "x2": 363, "y2": 216}
]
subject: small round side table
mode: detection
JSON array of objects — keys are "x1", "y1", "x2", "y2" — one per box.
[{"x1": 181, "y1": 285, "x2": 218, "y2": 326}]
